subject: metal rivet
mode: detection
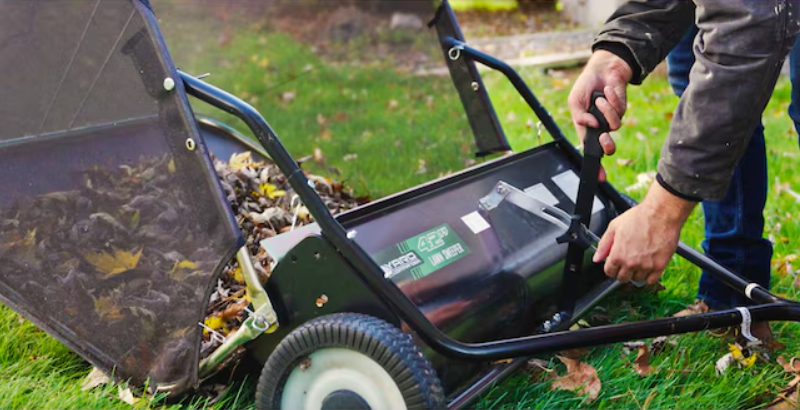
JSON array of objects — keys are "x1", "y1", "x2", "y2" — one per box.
[
  {"x1": 471, "y1": 81, "x2": 480, "y2": 91},
  {"x1": 315, "y1": 294, "x2": 329, "y2": 308},
  {"x1": 185, "y1": 138, "x2": 196, "y2": 151},
  {"x1": 163, "y1": 77, "x2": 175, "y2": 91}
]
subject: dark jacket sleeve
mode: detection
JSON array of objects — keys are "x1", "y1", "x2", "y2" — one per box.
[
  {"x1": 593, "y1": 0, "x2": 695, "y2": 85},
  {"x1": 594, "y1": 0, "x2": 800, "y2": 201}
]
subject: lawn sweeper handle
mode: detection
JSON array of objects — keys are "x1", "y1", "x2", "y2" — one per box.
[{"x1": 556, "y1": 91, "x2": 610, "y2": 322}]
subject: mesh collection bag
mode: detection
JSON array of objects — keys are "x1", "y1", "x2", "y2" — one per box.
[{"x1": 0, "y1": 0, "x2": 241, "y2": 393}]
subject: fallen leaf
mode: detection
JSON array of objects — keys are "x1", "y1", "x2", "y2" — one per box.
[
  {"x1": 728, "y1": 343, "x2": 757, "y2": 368},
  {"x1": 93, "y1": 296, "x2": 123, "y2": 321},
  {"x1": 229, "y1": 151, "x2": 262, "y2": 171},
  {"x1": 259, "y1": 183, "x2": 287, "y2": 200},
  {"x1": 281, "y1": 90, "x2": 296, "y2": 103},
  {"x1": 624, "y1": 171, "x2": 656, "y2": 193},
  {"x1": 551, "y1": 356, "x2": 601, "y2": 401},
  {"x1": 415, "y1": 159, "x2": 427, "y2": 174},
  {"x1": 117, "y1": 386, "x2": 139, "y2": 405},
  {"x1": 634, "y1": 345, "x2": 652, "y2": 376},
  {"x1": 779, "y1": 356, "x2": 800, "y2": 373},
  {"x1": 715, "y1": 353, "x2": 734, "y2": 375},
  {"x1": 559, "y1": 348, "x2": 590, "y2": 359},
  {"x1": 82, "y1": 248, "x2": 143, "y2": 277},
  {"x1": 622, "y1": 341, "x2": 645, "y2": 355},
  {"x1": 203, "y1": 315, "x2": 227, "y2": 335},
  {"x1": 167, "y1": 158, "x2": 176, "y2": 174},
  {"x1": 774, "y1": 254, "x2": 798, "y2": 277},
  {"x1": 81, "y1": 367, "x2": 110, "y2": 391},
  {"x1": 314, "y1": 147, "x2": 324, "y2": 163},
  {"x1": 388, "y1": 99, "x2": 399, "y2": 109},
  {"x1": 673, "y1": 299, "x2": 709, "y2": 317},
  {"x1": 616, "y1": 159, "x2": 634, "y2": 167},
  {"x1": 221, "y1": 299, "x2": 248, "y2": 321}
]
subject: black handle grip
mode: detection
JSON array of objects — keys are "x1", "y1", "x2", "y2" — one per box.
[{"x1": 583, "y1": 91, "x2": 611, "y2": 158}]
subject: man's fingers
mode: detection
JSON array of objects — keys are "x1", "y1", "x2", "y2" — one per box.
[
  {"x1": 645, "y1": 270, "x2": 663, "y2": 285},
  {"x1": 599, "y1": 132, "x2": 616, "y2": 155},
  {"x1": 593, "y1": 227, "x2": 614, "y2": 263},
  {"x1": 594, "y1": 97, "x2": 621, "y2": 131},
  {"x1": 616, "y1": 266, "x2": 634, "y2": 283},
  {"x1": 574, "y1": 112, "x2": 599, "y2": 129},
  {"x1": 603, "y1": 85, "x2": 627, "y2": 117}
]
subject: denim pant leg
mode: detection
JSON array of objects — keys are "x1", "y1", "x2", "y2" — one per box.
[
  {"x1": 667, "y1": 26, "x2": 773, "y2": 310},
  {"x1": 788, "y1": 35, "x2": 800, "y2": 138}
]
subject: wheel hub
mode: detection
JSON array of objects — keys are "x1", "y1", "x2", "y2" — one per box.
[{"x1": 321, "y1": 390, "x2": 371, "y2": 410}]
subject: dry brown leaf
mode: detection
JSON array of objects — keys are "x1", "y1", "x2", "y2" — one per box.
[
  {"x1": 634, "y1": 345, "x2": 652, "y2": 376},
  {"x1": 673, "y1": 299, "x2": 709, "y2": 318},
  {"x1": 558, "y1": 348, "x2": 590, "y2": 359},
  {"x1": 221, "y1": 299, "x2": 248, "y2": 321},
  {"x1": 551, "y1": 355, "x2": 601, "y2": 401},
  {"x1": 82, "y1": 248, "x2": 142, "y2": 277},
  {"x1": 81, "y1": 367, "x2": 110, "y2": 391},
  {"x1": 778, "y1": 356, "x2": 800, "y2": 373}
]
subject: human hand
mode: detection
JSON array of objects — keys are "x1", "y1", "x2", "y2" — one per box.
[
  {"x1": 568, "y1": 50, "x2": 632, "y2": 180},
  {"x1": 592, "y1": 181, "x2": 696, "y2": 284}
]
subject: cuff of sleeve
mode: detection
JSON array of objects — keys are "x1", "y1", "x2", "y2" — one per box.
[
  {"x1": 592, "y1": 41, "x2": 642, "y2": 85},
  {"x1": 656, "y1": 173, "x2": 702, "y2": 203}
]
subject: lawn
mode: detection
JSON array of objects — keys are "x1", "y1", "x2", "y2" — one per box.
[{"x1": 3, "y1": 4, "x2": 800, "y2": 409}]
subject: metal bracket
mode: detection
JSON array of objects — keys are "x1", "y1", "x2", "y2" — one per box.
[
  {"x1": 479, "y1": 181, "x2": 601, "y2": 250},
  {"x1": 479, "y1": 181, "x2": 646, "y2": 290},
  {"x1": 198, "y1": 247, "x2": 278, "y2": 378}
]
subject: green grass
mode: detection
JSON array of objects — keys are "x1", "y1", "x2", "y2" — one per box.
[{"x1": 4, "y1": 12, "x2": 800, "y2": 409}]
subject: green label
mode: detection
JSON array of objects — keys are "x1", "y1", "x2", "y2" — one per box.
[{"x1": 372, "y1": 223, "x2": 470, "y2": 282}]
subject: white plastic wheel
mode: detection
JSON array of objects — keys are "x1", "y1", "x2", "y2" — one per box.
[{"x1": 280, "y1": 348, "x2": 407, "y2": 410}]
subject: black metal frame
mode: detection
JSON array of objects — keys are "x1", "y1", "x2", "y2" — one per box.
[{"x1": 181, "y1": 64, "x2": 800, "y2": 359}]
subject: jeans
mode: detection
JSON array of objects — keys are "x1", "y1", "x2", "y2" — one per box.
[{"x1": 666, "y1": 26, "x2": 789, "y2": 309}]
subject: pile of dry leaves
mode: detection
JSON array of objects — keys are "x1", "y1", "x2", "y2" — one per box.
[{"x1": 200, "y1": 151, "x2": 360, "y2": 359}]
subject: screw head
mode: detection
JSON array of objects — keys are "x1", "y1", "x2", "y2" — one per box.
[
  {"x1": 185, "y1": 138, "x2": 196, "y2": 151},
  {"x1": 471, "y1": 81, "x2": 480, "y2": 91},
  {"x1": 163, "y1": 77, "x2": 175, "y2": 91}
]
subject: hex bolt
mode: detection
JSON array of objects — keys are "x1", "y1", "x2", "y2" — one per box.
[
  {"x1": 163, "y1": 77, "x2": 175, "y2": 92},
  {"x1": 471, "y1": 81, "x2": 480, "y2": 91}
]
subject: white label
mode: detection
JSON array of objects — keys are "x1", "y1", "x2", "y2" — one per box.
[
  {"x1": 552, "y1": 170, "x2": 605, "y2": 214},
  {"x1": 461, "y1": 211, "x2": 491, "y2": 234},
  {"x1": 523, "y1": 183, "x2": 559, "y2": 207}
]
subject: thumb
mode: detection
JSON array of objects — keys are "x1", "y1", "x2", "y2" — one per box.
[{"x1": 593, "y1": 227, "x2": 615, "y2": 263}]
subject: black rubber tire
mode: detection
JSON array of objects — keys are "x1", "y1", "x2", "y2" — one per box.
[{"x1": 256, "y1": 313, "x2": 446, "y2": 410}]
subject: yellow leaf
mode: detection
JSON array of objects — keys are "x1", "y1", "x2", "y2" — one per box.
[
  {"x1": 175, "y1": 260, "x2": 198, "y2": 270},
  {"x1": 229, "y1": 266, "x2": 244, "y2": 283},
  {"x1": 83, "y1": 248, "x2": 143, "y2": 277},
  {"x1": 203, "y1": 315, "x2": 227, "y2": 335},
  {"x1": 728, "y1": 343, "x2": 757, "y2": 368},
  {"x1": 94, "y1": 296, "x2": 123, "y2": 321},
  {"x1": 168, "y1": 158, "x2": 176, "y2": 174},
  {"x1": 229, "y1": 151, "x2": 263, "y2": 171},
  {"x1": 168, "y1": 259, "x2": 199, "y2": 280},
  {"x1": 259, "y1": 183, "x2": 287, "y2": 200}
]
